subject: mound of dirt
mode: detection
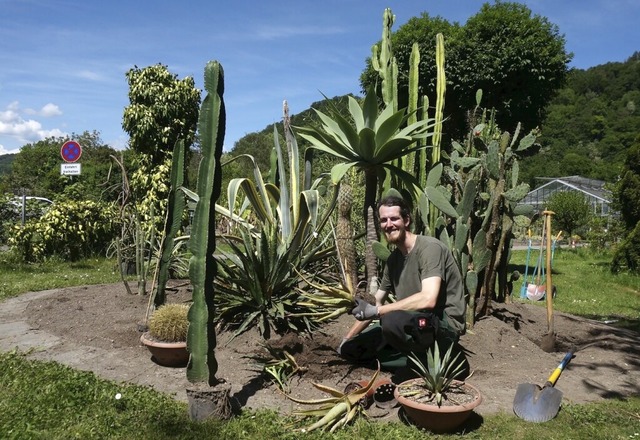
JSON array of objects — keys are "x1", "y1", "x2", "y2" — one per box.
[{"x1": 5, "y1": 281, "x2": 638, "y2": 418}]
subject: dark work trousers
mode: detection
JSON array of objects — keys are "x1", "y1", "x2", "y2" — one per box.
[{"x1": 340, "y1": 310, "x2": 467, "y2": 375}]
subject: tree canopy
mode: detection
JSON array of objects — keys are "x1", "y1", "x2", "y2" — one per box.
[
  {"x1": 122, "y1": 64, "x2": 200, "y2": 166},
  {"x1": 5, "y1": 131, "x2": 121, "y2": 201},
  {"x1": 546, "y1": 191, "x2": 591, "y2": 239},
  {"x1": 613, "y1": 140, "x2": 640, "y2": 230},
  {"x1": 360, "y1": 2, "x2": 571, "y2": 141}
]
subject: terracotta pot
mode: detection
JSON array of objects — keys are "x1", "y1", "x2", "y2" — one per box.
[
  {"x1": 394, "y1": 378, "x2": 482, "y2": 433},
  {"x1": 140, "y1": 332, "x2": 189, "y2": 367},
  {"x1": 344, "y1": 378, "x2": 395, "y2": 408}
]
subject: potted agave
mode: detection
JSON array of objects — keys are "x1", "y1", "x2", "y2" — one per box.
[
  {"x1": 394, "y1": 342, "x2": 482, "y2": 433},
  {"x1": 140, "y1": 303, "x2": 190, "y2": 367}
]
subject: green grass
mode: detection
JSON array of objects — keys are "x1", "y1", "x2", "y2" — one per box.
[
  {"x1": 0, "y1": 257, "x2": 125, "y2": 302},
  {"x1": 509, "y1": 247, "x2": 640, "y2": 331},
  {"x1": 1, "y1": 351, "x2": 638, "y2": 439}
]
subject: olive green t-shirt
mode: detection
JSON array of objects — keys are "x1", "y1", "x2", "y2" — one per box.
[{"x1": 379, "y1": 235, "x2": 466, "y2": 334}]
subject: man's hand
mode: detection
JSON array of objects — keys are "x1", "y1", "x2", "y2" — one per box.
[{"x1": 351, "y1": 298, "x2": 379, "y2": 321}]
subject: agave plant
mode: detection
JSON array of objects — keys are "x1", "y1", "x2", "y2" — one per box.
[
  {"x1": 214, "y1": 223, "x2": 326, "y2": 338},
  {"x1": 297, "y1": 87, "x2": 435, "y2": 211},
  {"x1": 296, "y1": 86, "x2": 436, "y2": 288},
  {"x1": 405, "y1": 342, "x2": 467, "y2": 407},
  {"x1": 213, "y1": 103, "x2": 338, "y2": 339},
  {"x1": 289, "y1": 267, "x2": 355, "y2": 323}
]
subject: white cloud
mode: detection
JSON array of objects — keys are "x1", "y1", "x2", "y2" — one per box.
[
  {"x1": 76, "y1": 70, "x2": 108, "y2": 82},
  {"x1": 0, "y1": 144, "x2": 20, "y2": 155},
  {"x1": 0, "y1": 102, "x2": 67, "y2": 147},
  {"x1": 23, "y1": 103, "x2": 62, "y2": 117},
  {"x1": 40, "y1": 103, "x2": 62, "y2": 117},
  {"x1": 0, "y1": 102, "x2": 20, "y2": 123}
]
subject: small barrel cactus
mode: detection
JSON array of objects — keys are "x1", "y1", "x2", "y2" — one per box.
[{"x1": 148, "y1": 303, "x2": 190, "y2": 342}]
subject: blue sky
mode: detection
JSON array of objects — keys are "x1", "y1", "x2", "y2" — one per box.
[{"x1": 1, "y1": 0, "x2": 638, "y2": 156}]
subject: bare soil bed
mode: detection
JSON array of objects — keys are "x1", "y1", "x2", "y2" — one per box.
[{"x1": 21, "y1": 281, "x2": 640, "y2": 419}]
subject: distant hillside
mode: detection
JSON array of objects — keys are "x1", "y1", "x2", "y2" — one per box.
[
  {"x1": 228, "y1": 54, "x2": 640, "y2": 189},
  {"x1": 520, "y1": 52, "x2": 640, "y2": 186},
  {"x1": 0, "y1": 154, "x2": 15, "y2": 176}
]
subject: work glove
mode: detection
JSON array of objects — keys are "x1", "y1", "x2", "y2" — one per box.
[{"x1": 351, "y1": 298, "x2": 379, "y2": 321}]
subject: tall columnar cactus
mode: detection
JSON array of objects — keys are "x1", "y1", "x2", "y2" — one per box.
[
  {"x1": 187, "y1": 61, "x2": 225, "y2": 386},
  {"x1": 404, "y1": 42, "x2": 421, "y2": 184},
  {"x1": 371, "y1": 8, "x2": 398, "y2": 111},
  {"x1": 152, "y1": 139, "x2": 187, "y2": 310}
]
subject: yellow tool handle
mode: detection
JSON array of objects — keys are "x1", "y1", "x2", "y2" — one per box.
[{"x1": 546, "y1": 349, "x2": 575, "y2": 387}]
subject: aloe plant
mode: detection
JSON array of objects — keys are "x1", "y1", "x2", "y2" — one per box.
[{"x1": 287, "y1": 365, "x2": 381, "y2": 432}]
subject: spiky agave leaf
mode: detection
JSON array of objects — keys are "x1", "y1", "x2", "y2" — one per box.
[{"x1": 407, "y1": 342, "x2": 466, "y2": 407}]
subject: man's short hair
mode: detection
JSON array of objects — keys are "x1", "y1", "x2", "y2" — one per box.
[{"x1": 376, "y1": 195, "x2": 411, "y2": 221}]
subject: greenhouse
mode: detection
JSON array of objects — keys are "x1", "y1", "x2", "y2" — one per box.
[{"x1": 520, "y1": 175, "x2": 612, "y2": 216}]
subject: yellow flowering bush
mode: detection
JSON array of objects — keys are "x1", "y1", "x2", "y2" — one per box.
[{"x1": 9, "y1": 200, "x2": 118, "y2": 262}]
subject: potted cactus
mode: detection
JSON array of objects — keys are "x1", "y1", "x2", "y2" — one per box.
[
  {"x1": 140, "y1": 303, "x2": 190, "y2": 367},
  {"x1": 394, "y1": 342, "x2": 482, "y2": 433}
]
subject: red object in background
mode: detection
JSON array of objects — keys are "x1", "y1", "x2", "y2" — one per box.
[{"x1": 60, "y1": 141, "x2": 82, "y2": 163}]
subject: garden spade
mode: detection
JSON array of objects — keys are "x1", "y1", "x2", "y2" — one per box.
[{"x1": 513, "y1": 347, "x2": 575, "y2": 422}]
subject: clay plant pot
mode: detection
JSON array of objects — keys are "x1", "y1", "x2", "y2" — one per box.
[
  {"x1": 140, "y1": 332, "x2": 189, "y2": 368},
  {"x1": 394, "y1": 378, "x2": 482, "y2": 433},
  {"x1": 344, "y1": 378, "x2": 395, "y2": 408}
]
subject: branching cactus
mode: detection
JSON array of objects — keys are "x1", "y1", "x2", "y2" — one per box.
[
  {"x1": 424, "y1": 97, "x2": 538, "y2": 326},
  {"x1": 187, "y1": 61, "x2": 225, "y2": 386},
  {"x1": 371, "y1": 8, "x2": 398, "y2": 111}
]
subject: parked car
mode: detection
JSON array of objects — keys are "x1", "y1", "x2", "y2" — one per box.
[{"x1": 8, "y1": 196, "x2": 53, "y2": 221}]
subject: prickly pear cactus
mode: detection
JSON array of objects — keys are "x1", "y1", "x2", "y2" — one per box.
[{"x1": 424, "y1": 103, "x2": 539, "y2": 326}]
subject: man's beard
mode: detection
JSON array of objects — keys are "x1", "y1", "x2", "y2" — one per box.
[{"x1": 385, "y1": 228, "x2": 405, "y2": 245}]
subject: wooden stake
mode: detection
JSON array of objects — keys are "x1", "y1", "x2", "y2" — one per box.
[{"x1": 543, "y1": 210, "x2": 555, "y2": 334}]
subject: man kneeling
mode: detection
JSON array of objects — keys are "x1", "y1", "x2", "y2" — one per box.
[{"x1": 338, "y1": 195, "x2": 467, "y2": 374}]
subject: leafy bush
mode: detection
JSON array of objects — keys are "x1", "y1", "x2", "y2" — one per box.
[
  {"x1": 0, "y1": 194, "x2": 15, "y2": 244},
  {"x1": 0, "y1": 195, "x2": 52, "y2": 244},
  {"x1": 611, "y1": 221, "x2": 640, "y2": 274},
  {"x1": 8, "y1": 199, "x2": 118, "y2": 262}
]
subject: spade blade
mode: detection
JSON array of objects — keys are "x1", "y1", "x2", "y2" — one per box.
[{"x1": 513, "y1": 383, "x2": 564, "y2": 423}]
